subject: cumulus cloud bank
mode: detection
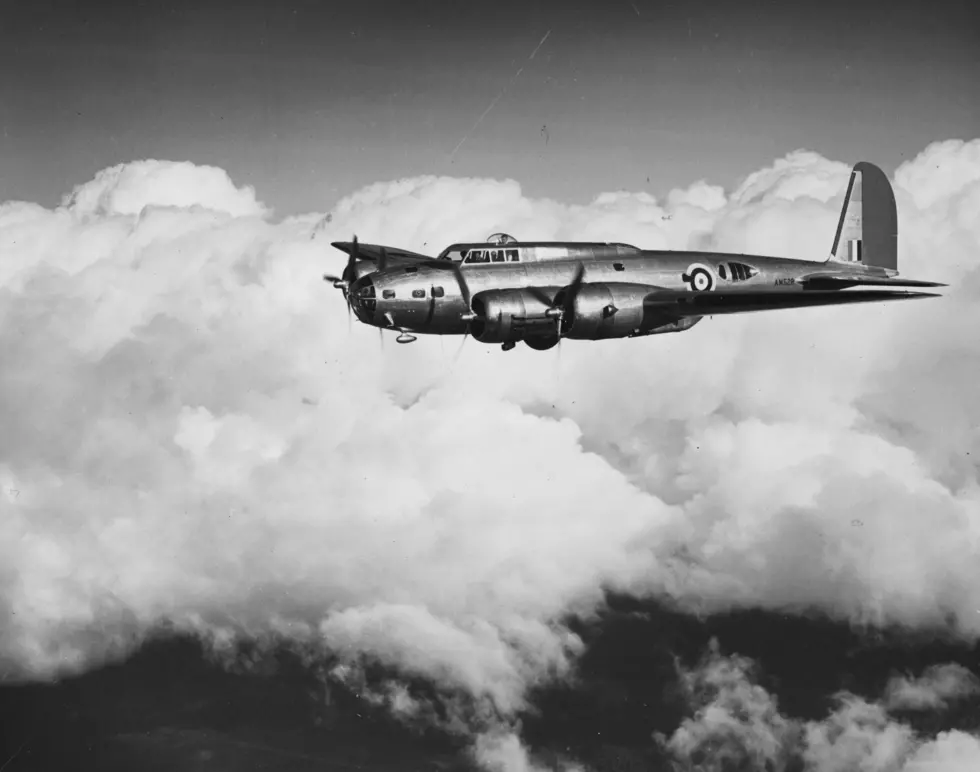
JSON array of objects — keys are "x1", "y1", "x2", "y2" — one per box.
[
  {"x1": 884, "y1": 664, "x2": 980, "y2": 712},
  {"x1": 660, "y1": 641, "x2": 980, "y2": 771},
  {"x1": 1, "y1": 142, "x2": 979, "y2": 767}
]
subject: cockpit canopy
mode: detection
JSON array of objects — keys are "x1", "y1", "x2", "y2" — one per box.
[{"x1": 486, "y1": 232, "x2": 518, "y2": 245}]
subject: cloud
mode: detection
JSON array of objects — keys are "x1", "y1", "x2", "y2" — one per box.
[
  {"x1": 61, "y1": 159, "x2": 269, "y2": 218},
  {"x1": 660, "y1": 642, "x2": 980, "y2": 772},
  {"x1": 2, "y1": 138, "x2": 979, "y2": 768},
  {"x1": 884, "y1": 664, "x2": 980, "y2": 712},
  {"x1": 659, "y1": 641, "x2": 801, "y2": 770}
]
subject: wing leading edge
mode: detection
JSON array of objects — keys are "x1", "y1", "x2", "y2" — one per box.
[{"x1": 330, "y1": 241, "x2": 432, "y2": 262}]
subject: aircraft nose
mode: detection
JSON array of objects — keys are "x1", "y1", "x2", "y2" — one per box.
[{"x1": 348, "y1": 276, "x2": 376, "y2": 321}]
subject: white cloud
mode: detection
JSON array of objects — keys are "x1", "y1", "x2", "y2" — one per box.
[
  {"x1": 2, "y1": 139, "x2": 980, "y2": 770},
  {"x1": 903, "y1": 731, "x2": 980, "y2": 772},
  {"x1": 884, "y1": 664, "x2": 980, "y2": 712},
  {"x1": 661, "y1": 643, "x2": 980, "y2": 772},
  {"x1": 62, "y1": 159, "x2": 268, "y2": 218},
  {"x1": 661, "y1": 641, "x2": 800, "y2": 771}
]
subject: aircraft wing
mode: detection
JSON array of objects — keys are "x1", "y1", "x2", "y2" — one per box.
[
  {"x1": 644, "y1": 288, "x2": 941, "y2": 318},
  {"x1": 330, "y1": 241, "x2": 432, "y2": 262},
  {"x1": 797, "y1": 272, "x2": 947, "y2": 290}
]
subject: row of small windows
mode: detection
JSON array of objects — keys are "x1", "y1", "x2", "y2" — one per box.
[
  {"x1": 381, "y1": 286, "x2": 446, "y2": 300},
  {"x1": 462, "y1": 248, "x2": 520, "y2": 264},
  {"x1": 719, "y1": 262, "x2": 757, "y2": 282}
]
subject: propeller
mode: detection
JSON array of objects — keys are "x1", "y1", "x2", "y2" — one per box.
[
  {"x1": 524, "y1": 262, "x2": 586, "y2": 339},
  {"x1": 322, "y1": 235, "x2": 361, "y2": 325},
  {"x1": 323, "y1": 235, "x2": 360, "y2": 291},
  {"x1": 554, "y1": 262, "x2": 586, "y2": 337}
]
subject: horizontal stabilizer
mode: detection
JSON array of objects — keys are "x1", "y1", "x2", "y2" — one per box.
[
  {"x1": 645, "y1": 289, "x2": 940, "y2": 318},
  {"x1": 330, "y1": 241, "x2": 432, "y2": 262},
  {"x1": 799, "y1": 273, "x2": 947, "y2": 290}
]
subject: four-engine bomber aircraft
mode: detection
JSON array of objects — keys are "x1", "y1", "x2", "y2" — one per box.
[{"x1": 323, "y1": 162, "x2": 944, "y2": 351}]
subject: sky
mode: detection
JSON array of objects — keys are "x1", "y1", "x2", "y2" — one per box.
[
  {"x1": 1, "y1": 0, "x2": 977, "y2": 218},
  {"x1": 1, "y1": 2, "x2": 980, "y2": 771}
]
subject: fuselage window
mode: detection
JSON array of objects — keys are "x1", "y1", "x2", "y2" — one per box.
[
  {"x1": 613, "y1": 262, "x2": 625, "y2": 272},
  {"x1": 382, "y1": 289, "x2": 396, "y2": 299},
  {"x1": 506, "y1": 249, "x2": 519, "y2": 261},
  {"x1": 432, "y1": 286, "x2": 445, "y2": 298},
  {"x1": 491, "y1": 249, "x2": 505, "y2": 262},
  {"x1": 405, "y1": 266, "x2": 418, "y2": 274},
  {"x1": 718, "y1": 264, "x2": 727, "y2": 280},
  {"x1": 730, "y1": 262, "x2": 756, "y2": 281},
  {"x1": 412, "y1": 288, "x2": 426, "y2": 299}
]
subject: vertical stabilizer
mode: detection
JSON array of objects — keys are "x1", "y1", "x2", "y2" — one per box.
[{"x1": 828, "y1": 161, "x2": 897, "y2": 271}]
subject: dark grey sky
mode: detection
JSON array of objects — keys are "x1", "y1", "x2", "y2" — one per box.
[{"x1": 1, "y1": 0, "x2": 977, "y2": 214}]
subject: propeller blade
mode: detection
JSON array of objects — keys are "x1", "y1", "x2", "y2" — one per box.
[
  {"x1": 323, "y1": 274, "x2": 343, "y2": 284},
  {"x1": 378, "y1": 326, "x2": 384, "y2": 349},
  {"x1": 559, "y1": 262, "x2": 586, "y2": 337},
  {"x1": 452, "y1": 332, "x2": 469, "y2": 365},
  {"x1": 525, "y1": 286, "x2": 555, "y2": 309},
  {"x1": 342, "y1": 236, "x2": 359, "y2": 284},
  {"x1": 378, "y1": 246, "x2": 388, "y2": 273},
  {"x1": 452, "y1": 263, "x2": 473, "y2": 311},
  {"x1": 565, "y1": 262, "x2": 585, "y2": 306}
]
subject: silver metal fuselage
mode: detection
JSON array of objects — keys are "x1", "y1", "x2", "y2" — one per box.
[{"x1": 347, "y1": 244, "x2": 827, "y2": 337}]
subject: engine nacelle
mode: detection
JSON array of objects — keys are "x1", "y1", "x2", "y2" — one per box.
[
  {"x1": 557, "y1": 282, "x2": 653, "y2": 340},
  {"x1": 469, "y1": 288, "x2": 559, "y2": 343}
]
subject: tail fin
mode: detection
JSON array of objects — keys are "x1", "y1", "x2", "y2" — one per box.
[{"x1": 827, "y1": 161, "x2": 898, "y2": 271}]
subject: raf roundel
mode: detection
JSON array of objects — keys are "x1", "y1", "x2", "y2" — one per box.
[{"x1": 682, "y1": 263, "x2": 716, "y2": 292}]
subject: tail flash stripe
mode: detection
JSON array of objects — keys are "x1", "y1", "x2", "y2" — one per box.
[{"x1": 831, "y1": 170, "x2": 857, "y2": 258}]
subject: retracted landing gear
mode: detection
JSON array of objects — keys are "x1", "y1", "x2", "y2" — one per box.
[
  {"x1": 383, "y1": 312, "x2": 417, "y2": 344},
  {"x1": 501, "y1": 341, "x2": 516, "y2": 352}
]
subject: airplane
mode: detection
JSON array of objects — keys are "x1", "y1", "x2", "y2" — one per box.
[{"x1": 322, "y1": 162, "x2": 944, "y2": 351}]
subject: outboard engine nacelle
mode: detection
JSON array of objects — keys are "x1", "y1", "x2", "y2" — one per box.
[{"x1": 556, "y1": 282, "x2": 655, "y2": 340}]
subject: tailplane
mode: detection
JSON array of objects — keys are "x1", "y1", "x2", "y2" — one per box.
[{"x1": 827, "y1": 161, "x2": 898, "y2": 272}]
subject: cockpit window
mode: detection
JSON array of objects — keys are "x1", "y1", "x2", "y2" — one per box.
[
  {"x1": 462, "y1": 248, "x2": 520, "y2": 263},
  {"x1": 718, "y1": 264, "x2": 727, "y2": 280}
]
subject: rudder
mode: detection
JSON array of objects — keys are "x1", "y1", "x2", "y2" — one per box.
[{"x1": 827, "y1": 161, "x2": 897, "y2": 271}]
